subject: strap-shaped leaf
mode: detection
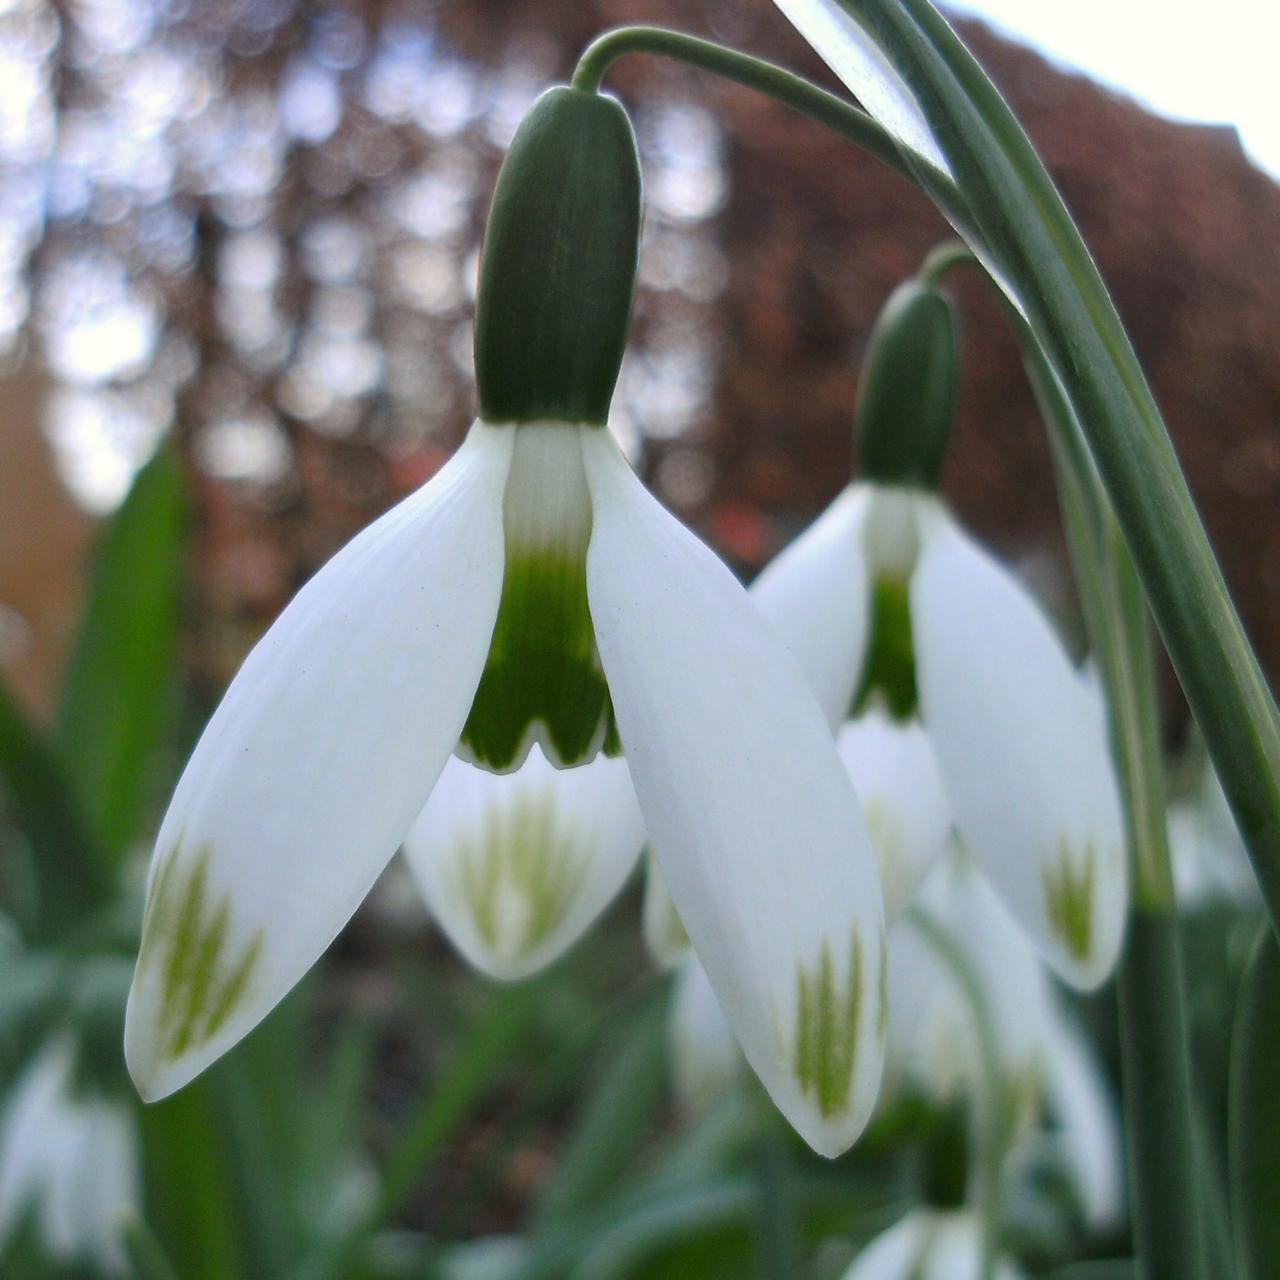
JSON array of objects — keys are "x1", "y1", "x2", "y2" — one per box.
[
  {"x1": 1230, "y1": 924, "x2": 1280, "y2": 1279},
  {"x1": 57, "y1": 442, "x2": 186, "y2": 863}
]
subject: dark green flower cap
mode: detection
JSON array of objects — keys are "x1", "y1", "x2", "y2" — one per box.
[
  {"x1": 855, "y1": 280, "x2": 959, "y2": 489},
  {"x1": 474, "y1": 86, "x2": 642, "y2": 426}
]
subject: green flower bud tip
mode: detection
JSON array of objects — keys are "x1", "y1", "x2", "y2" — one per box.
[
  {"x1": 475, "y1": 85, "x2": 642, "y2": 427},
  {"x1": 855, "y1": 279, "x2": 959, "y2": 490}
]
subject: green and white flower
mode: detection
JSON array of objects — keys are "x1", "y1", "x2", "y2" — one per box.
[
  {"x1": 0, "y1": 1036, "x2": 140, "y2": 1275},
  {"x1": 125, "y1": 84, "x2": 886, "y2": 1159},
  {"x1": 755, "y1": 480, "x2": 1127, "y2": 988}
]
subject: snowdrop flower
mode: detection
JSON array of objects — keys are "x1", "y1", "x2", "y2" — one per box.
[
  {"x1": 0, "y1": 1036, "x2": 140, "y2": 1275},
  {"x1": 125, "y1": 85, "x2": 885, "y2": 1157},
  {"x1": 754, "y1": 280, "x2": 1126, "y2": 988},
  {"x1": 884, "y1": 853, "x2": 1051, "y2": 1121},
  {"x1": 886, "y1": 852, "x2": 1122, "y2": 1227},
  {"x1": 840, "y1": 1207, "x2": 1023, "y2": 1280}
]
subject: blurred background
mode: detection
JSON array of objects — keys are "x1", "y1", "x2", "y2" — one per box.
[{"x1": 0, "y1": 0, "x2": 1275, "y2": 1276}]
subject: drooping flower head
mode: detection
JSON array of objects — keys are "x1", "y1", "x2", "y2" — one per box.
[
  {"x1": 125, "y1": 84, "x2": 887, "y2": 1157},
  {"x1": 753, "y1": 279, "x2": 1128, "y2": 988}
]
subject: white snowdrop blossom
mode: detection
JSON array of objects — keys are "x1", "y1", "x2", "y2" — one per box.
[
  {"x1": 840, "y1": 1207, "x2": 1023, "y2": 1280},
  {"x1": 125, "y1": 86, "x2": 887, "y2": 1158},
  {"x1": 0, "y1": 1037, "x2": 141, "y2": 1275},
  {"x1": 884, "y1": 853, "x2": 1122, "y2": 1225},
  {"x1": 753, "y1": 482, "x2": 1127, "y2": 988}
]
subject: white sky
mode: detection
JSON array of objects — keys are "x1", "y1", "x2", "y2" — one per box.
[{"x1": 946, "y1": 0, "x2": 1280, "y2": 180}]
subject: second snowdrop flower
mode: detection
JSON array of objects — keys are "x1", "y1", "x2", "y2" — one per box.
[{"x1": 754, "y1": 280, "x2": 1127, "y2": 987}]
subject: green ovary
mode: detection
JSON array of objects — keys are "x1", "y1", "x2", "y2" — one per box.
[
  {"x1": 460, "y1": 550, "x2": 618, "y2": 771},
  {"x1": 456, "y1": 788, "x2": 586, "y2": 963},
  {"x1": 1043, "y1": 841, "x2": 1096, "y2": 962},
  {"x1": 793, "y1": 930, "x2": 865, "y2": 1118},
  {"x1": 137, "y1": 845, "x2": 263, "y2": 1062}
]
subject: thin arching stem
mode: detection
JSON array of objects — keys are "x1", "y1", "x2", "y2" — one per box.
[{"x1": 573, "y1": 26, "x2": 914, "y2": 185}]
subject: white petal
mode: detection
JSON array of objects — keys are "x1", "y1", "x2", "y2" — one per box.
[
  {"x1": 402, "y1": 745, "x2": 646, "y2": 981},
  {"x1": 0, "y1": 1037, "x2": 74, "y2": 1243},
  {"x1": 1043, "y1": 1000, "x2": 1123, "y2": 1228},
  {"x1": 770, "y1": 1, "x2": 952, "y2": 178},
  {"x1": 642, "y1": 854, "x2": 691, "y2": 970},
  {"x1": 841, "y1": 1208, "x2": 1025, "y2": 1280},
  {"x1": 668, "y1": 953, "x2": 742, "y2": 1115},
  {"x1": 838, "y1": 709, "x2": 950, "y2": 920},
  {"x1": 885, "y1": 854, "x2": 1050, "y2": 1111},
  {"x1": 750, "y1": 486, "x2": 870, "y2": 732},
  {"x1": 911, "y1": 513, "x2": 1127, "y2": 989},
  {"x1": 125, "y1": 422, "x2": 513, "y2": 1101},
  {"x1": 581, "y1": 428, "x2": 886, "y2": 1158}
]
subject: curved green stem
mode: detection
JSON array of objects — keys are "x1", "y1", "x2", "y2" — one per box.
[
  {"x1": 573, "y1": 26, "x2": 914, "y2": 184},
  {"x1": 910, "y1": 906, "x2": 1008, "y2": 1280}
]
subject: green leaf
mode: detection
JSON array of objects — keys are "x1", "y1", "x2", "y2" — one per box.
[
  {"x1": 57, "y1": 441, "x2": 186, "y2": 862},
  {"x1": 140, "y1": 1079, "x2": 246, "y2": 1280},
  {"x1": 534, "y1": 993, "x2": 667, "y2": 1227},
  {"x1": 120, "y1": 1215, "x2": 183, "y2": 1280},
  {"x1": 0, "y1": 678, "x2": 108, "y2": 937},
  {"x1": 1230, "y1": 924, "x2": 1280, "y2": 1279}
]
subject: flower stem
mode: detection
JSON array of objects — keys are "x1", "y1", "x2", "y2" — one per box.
[
  {"x1": 922, "y1": 243, "x2": 1208, "y2": 1279},
  {"x1": 572, "y1": 26, "x2": 913, "y2": 183},
  {"x1": 911, "y1": 906, "x2": 1008, "y2": 1280}
]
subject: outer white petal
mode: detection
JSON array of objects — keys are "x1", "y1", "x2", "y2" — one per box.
[
  {"x1": 401, "y1": 746, "x2": 646, "y2": 981},
  {"x1": 911, "y1": 513, "x2": 1127, "y2": 989},
  {"x1": 643, "y1": 854, "x2": 691, "y2": 971},
  {"x1": 885, "y1": 854, "x2": 1050, "y2": 1114},
  {"x1": 842, "y1": 1208, "x2": 1024, "y2": 1280},
  {"x1": 125, "y1": 422, "x2": 513, "y2": 1101},
  {"x1": 838, "y1": 709, "x2": 951, "y2": 920},
  {"x1": 1042, "y1": 1000, "x2": 1123, "y2": 1229},
  {"x1": 668, "y1": 953, "x2": 742, "y2": 1114},
  {"x1": 750, "y1": 486, "x2": 870, "y2": 732},
  {"x1": 581, "y1": 428, "x2": 886, "y2": 1159}
]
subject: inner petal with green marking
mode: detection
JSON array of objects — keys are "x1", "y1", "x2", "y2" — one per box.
[
  {"x1": 460, "y1": 422, "x2": 618, "y2": 772},
  {"x1": 135, "y1": 845, "x2": 264, "y2": 1064},
  {"x1": 451, "y1": 780, "x2": 588, "y2": 967}
]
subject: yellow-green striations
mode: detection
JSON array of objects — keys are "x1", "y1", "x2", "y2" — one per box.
[
  {"x1": 455, "y1": 786, "x2": 587, "y2": 965},
  {"x1": 1043, "y1": 840, "x2": 1096, "y2": 962},
  {"x1": 793, "y1": 930, "x2": 865, "y2": 1118},
  {"x1": 136, "y1": 845, "x2": 263, "y2": 1062}
]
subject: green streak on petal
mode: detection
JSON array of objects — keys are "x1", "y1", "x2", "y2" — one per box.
[
  {"x1": 460, "y1": 550, "x2": 616, "y2": 771},
  {"x1": 455, "y1": 787, "x2": 586, "y2": 964},
  {"x1": 793, "y1": 930, "x2": 864, "y2": 1118},
  {"x1": 853, "y1": 577, "x2": 918, "y2": 718},
  {"x1": 138, "y1": 844, "x2": 264, "y2": 1062},
  {"x1": 1043, "y1": 841, "x2": 1096, "y2": 962}
]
